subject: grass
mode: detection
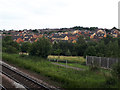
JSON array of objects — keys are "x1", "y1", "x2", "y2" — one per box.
[
  {"x1": 57, "y1": 62, "x2": 89, "y2": 70},
  {"x1": 48, "y1": 55, "x2": 111, "y2": 73},
  {"x1": 48, "y1": 55, "x2": 86, "y2": 63},
  {"x1": 2, "y1": 53, "x2": 120, "y2": 88}
]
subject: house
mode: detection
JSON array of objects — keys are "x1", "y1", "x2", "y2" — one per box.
[
  {"x1": 52, "y1": 34, "x2": 69, "y2": 41},
  {"x1": 72, "y1": 40, "x2": 77, "y2": 43},
  {"x1": 90, "y1": 30, "x2": 106, "y2": 40},
  {"x1": 111, "y1": 29, "x2": 119, "y2": 38},
  {"x1": 68, "y1": 36, "x2": 77, "y2": 41},
  {"x1": 16, "y1": 38, "x2": 24, "y2": 43},
  {"x1": 72, "y1": 30, "x2": 80, "y2": 34}
]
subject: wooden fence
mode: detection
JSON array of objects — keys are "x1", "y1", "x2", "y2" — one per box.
[{"x1": 86, "y1": 56, "x2": 120, "y2": 69}]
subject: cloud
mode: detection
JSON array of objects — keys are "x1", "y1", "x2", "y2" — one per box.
[{"x1": 0, "y1": 0, "x2": 119, "y2": 30}]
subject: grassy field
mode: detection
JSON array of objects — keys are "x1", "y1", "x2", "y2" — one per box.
[
  {"x1": 57, "y1": 62, "x2": 89, "y2": 70},
  {"x1": 48, "y1": 55, "x2": 86, "y2": 63},
  {"x1": 48, "y1": 55, "x2": 111, "y2": 73},
  {"x1": 2, "y1": 53, "x2": 120, "y2": 88}
]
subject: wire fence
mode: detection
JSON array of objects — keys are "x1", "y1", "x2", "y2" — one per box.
[{"x1": 86, "y1": 56, "x2": 120, "y2": 69}]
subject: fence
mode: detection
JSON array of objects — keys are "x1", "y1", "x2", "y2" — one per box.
[{"x1": 86, "y1": 56, "x2": 120, "y2": 69}]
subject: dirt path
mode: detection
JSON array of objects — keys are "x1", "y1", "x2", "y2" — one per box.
[{"x1": 51, "y1": 62, "x2": 85, "y2": 71}]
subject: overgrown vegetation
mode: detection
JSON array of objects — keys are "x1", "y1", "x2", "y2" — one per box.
[
  {"x1": 111, "y1": 63, "x2": 120, "y2": 80},
  {"x1": 51, "y1": 35, "x2": 120, "y2": 58},
  {"x1": 2, "y1": 36, "x2": 20, "y2": 54},
  {"x1": 2, "y1": 53, "x2": 120, "y2": 88},
  {"x1": 29, "y1": 37, "x2": 51, "y2": 58},
  {"x1": 103, "y1": 63, "x2": 120, "y2": 88},
  {"x1": 2, "y1": 35, "x2": 120, "y2": 58}
]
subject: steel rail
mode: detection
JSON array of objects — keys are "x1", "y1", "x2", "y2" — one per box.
[{"x1": 1, "y1": 63, "x2": 50, "y2": 90}]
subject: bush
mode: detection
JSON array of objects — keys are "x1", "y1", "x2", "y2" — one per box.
[
  {"x1": 19, "y1": 54, "x2": 27, "y2": 57},
  {"x1": 5, "y1": 46, "x2": 19, "y2": 54},
  {"x1": 111, "y1": 63, "x2": 120, "y2": 80},
  {"x1": 89, "y1": 63, "x2": 100, "y2": 72},
  {"x1": 81, "y1": 62, "x2": 86, "y2": 65},
  {"x1": 105, "y1": 76, "x2": 117, "y2": 86},
  {"x1": 29, "y1": 37, "x2": 51, "y2": 58}
]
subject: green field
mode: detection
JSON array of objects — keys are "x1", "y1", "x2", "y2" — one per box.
[
  {"x1": 2, "y1": 53, "x2": 120, "y2": 88},
  {"x1": 48, "y1": 55, "x2": 86, "y2": 63},
  {"x1": 57, "y1": 62, "x2": 89, "y2": 70}
]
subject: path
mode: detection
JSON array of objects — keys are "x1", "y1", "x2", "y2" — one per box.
[{"x1": 51, "y1": 62, "x2": 85, "y2": 71}]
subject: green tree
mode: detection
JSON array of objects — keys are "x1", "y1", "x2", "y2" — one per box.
[
  {"x1": 103, "y1": 35, "x2": 113, "y2": 45},
  {"x1": 2, "y1": 36, "x2": 20, "y2": 53},
  {"x1": 21, "y1": 42, "x2": 31, "y2": 53},
  {"x1": 77, "y1": 35, "x2": 85, "y2": 44},
  {"x1": 75, "y1": 36, "x2": 87, "y2": 56},
  {"x1": 95, "y1": 41, "x2": 106, "y2": 57},
  {"x1": 29, "y1": 37, "x2": 51, "y2": 58},
  {"x1": 84, "y1": 46, "x2": 96, "y2": 57},
  {"x1": 105, "y1": 40, "x2": 119, "y2": 58},
  {"x1": 5, "y1": 46, "x2": 18, "y2": 54}
]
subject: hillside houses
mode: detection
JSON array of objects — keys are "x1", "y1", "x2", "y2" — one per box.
[
  {"x1": 90, "y1": 30, "x2": 107, "y2": 40},
  {"x1": 2, "y1": 28, "x2": 120, "y2": 44}
]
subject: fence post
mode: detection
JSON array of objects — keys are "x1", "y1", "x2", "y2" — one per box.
[
  {"x1": 99, "y1": 57, "x2": 101, "y2": 67},
  {"x1": 116, "y1": 58, "x2": 118, "y2": 63},
  {"x1": 107, "y1": 58, "x2": 109, "y2": 68},
  {"x1": 86, "y1": 56, "x2": 87, "y2": 65},
  {"x1": 66, "y1": 60, "x2": 67, "y2": 67},
  {"x1": 92, "y1": 56, "x2": 94, "y2": 65}
]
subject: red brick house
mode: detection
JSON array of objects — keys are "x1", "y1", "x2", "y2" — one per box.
[{"x1": 16, "y1": 38, "x2": 24, "y2": 43}]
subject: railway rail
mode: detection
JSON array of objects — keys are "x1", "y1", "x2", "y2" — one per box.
[
  {"x1": 1, "y1": 63, "x2": 50, "y2": 90},
  {"x1": 0, "y1": 84, "x2": 7, "y2": 90}
]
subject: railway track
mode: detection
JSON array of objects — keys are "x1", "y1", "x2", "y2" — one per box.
[
  {"x1": 1, "y1": 63, "x2": 50, "y2": 90},
  {"x1": 0, "y1": 84, "x2": 7, "y2": 90}
]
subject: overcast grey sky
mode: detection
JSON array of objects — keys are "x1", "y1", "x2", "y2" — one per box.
[{"x1": 0, "y1": 0, "x2": 119, "y2": 30}]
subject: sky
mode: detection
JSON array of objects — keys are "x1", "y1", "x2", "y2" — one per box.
[{"x1": 0, "y1": 0, "x2": 119, "y2": 30}]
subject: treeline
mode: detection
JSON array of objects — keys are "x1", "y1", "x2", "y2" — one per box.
[
  {"x1": 2, "y1": 36, "x2": 51, "y2": 58},
  {"x1": 2, "y1": 35, "x2": 120, "y2": 58},
  {"x1": 52, "y1": 35, "x2": 120, "y2": 58}
]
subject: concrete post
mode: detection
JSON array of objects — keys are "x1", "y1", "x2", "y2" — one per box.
[
  {"x1": 107, "y1": 58, "x2": 109, "y2": 68},
  {"x1": 92, "y1": 56, "x2": 94, "y2": 65},
  {"x1": 66, "y1": 60, "x2": 67, "y2": 67},
  {"x1": 99, "y1": 57, "x2": 101, "y2": 67},
  {"x1": 86, "y1": 56, "x2": 87, "y2": 65}
]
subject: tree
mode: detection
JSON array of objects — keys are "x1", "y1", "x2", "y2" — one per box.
[
  {"x1": 112, "y1": 40, "x2": 119, "y2": 57},
  {"x1": 112, "y1": 27, "x2": 117, "y2": 30},
  {"x1": 2, "y1": 36, "x2": 20, "y2": 53},
  {"x1": 29, "y1": 37, "x2": 51, "y2": 58},
  {"x1": 84, "y1": 46, "x2": 96, "y2": 57},
  {"x1": 77, "y1": 35, "x2": 85, "y2": 44},
  {"x1": 3, "y1": 36, "x2": 12, "y2": 42},
  {"x1": 65, "y1": 49, "x2": 71, "y2": 56},
  {"x1": 21, "y1": 42, "x2": 31, "y2": 53},
  {"x1": 112, "y1": 63, "x2": 120, "y2": 80},
  {"x1": 5, "y1": 46, "x2": 18, "y2": 54},
  {"x1": 103, "y1": 35, "x2": 113, "y2": 45},
  {"x1": 76, "y1": 43, "x2": 87, "y2": 56},
  {"x1": 95, "y1": 41, "x2": 106, "y2": 57},
  {"x1": 54, "y1": 49, "x2": 62, "y2": 59}
]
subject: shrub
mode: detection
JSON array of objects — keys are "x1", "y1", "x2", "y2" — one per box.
[
  {"x1": 5, "y1": 46, "x2": 19, "y2": 54},
  {"x1": 111, "y1": 63, "x2": 120, "y2": 80},
  {"x1": 29, "y1": 37, "x2": 51, "y2": 58},
  {"x1": 81, "y1": 62, "x2": 86, "y2": 65},
  {"x1": 19, "y1": 54, "x2": 27, "y2": 57},
  {"x1": 105, "y1": 76, "x2": 117, "y2": 86},
  {"x1": 89, "y1": 62, "x2": 100, "y2": 72}
]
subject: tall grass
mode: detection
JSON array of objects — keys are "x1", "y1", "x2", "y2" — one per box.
[
  {"x1": 48, "y1": 55, "x2": 86, "y2": 63},
  {"x1": 2, "y1": 53, "x2": 119, "y2": 88}
]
